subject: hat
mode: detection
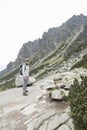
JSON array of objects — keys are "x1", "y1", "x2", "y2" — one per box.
[{"x1": 25, "y1": 58, "x2": 29, "y2": 62}]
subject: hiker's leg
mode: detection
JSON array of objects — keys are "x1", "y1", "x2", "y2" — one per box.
[
  {"x1": 23, "y1": 77, "x2": 28, "y2": 94},
  {"x1": 26, "y1": 77, "x2": 29, "y2": 91},
  {"x1": 23, "y1": 78, "x2": 27, "y2": 94}
]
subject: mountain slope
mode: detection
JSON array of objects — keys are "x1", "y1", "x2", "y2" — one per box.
[
  {"x1": 65, "y1": 24, "x2": 87, "y2": 58},
  {"x1": 2, "y1": 14, "x2": 87, "y2": 73},
  {"x1": 0, "y1": 14, "x2": 87, "y2": 90}
]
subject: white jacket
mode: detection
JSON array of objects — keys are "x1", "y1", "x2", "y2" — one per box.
[{"x1": 22, "y1": 64, "x2": 29, "y2": 77}]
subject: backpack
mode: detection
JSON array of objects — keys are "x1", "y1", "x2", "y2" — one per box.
[{"x1": 20, "y1": 64, "x2": 26, "y2": 75}]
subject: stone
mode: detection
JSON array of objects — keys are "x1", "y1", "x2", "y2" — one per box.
[
  {"x1": 15, "y1": 75, "x2": 36, "y2": 87},
  {"x1": 65, "y1": 107, "x2": 71, "y2": 113},
  {"x1": 40, "y1": 79, "x2": 56, "y2": 90},
  {"x1": 36, "y1": 90, "x2": 48, "y2": 100},
  {"x1": 60, "y1": 113, "x2": 70, "y2": 122},
  {"x1": 57, "y1": 124, "x2": 70, "y2": 130},
  {"x1": 47, "y1": 112, "x2": 70, "y2": 130},
  {"x1": 67, "y1": 118, "x2": 75, "y2": 130},
  {"x1": 34, "y1": 111, "x2": 57, "y2": 129},
  {"x1": 42, "y1": 83, "x2": 56, "y2": 90},
  {"x1": 47, "y1": 115, "x2": 61, "y2": 130},
  {"x1": 39, "y1": 121, "x2": 48, "y2": 130},
  {"x1": 62, "y1": 72, "x2": 76, "y2": 77},
  {"x1": 21, "y1": 103, "x2": 37, "y2": 115},
  {"x1": 27, "y1": 118, "x2": 38, "y2": 130},
  {"x1": 60, "y1": 85, "x2": 66, "y2": 89},
  {"x1": 51, "y1": 90, "x2": 62, "y2": 100},
  {"x1": 53, "y1": 74, "x2": 62, "y2": 82},
  {"x1": 64, "y1": 86, "x2": 70, "y2": 90}
]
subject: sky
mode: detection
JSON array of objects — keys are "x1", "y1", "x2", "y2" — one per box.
[{"x1": 0, "y1": 0, "x2": 87, "y2": 71}]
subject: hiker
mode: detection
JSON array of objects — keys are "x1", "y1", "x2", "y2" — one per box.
[{"x1": 22, "y1": 58, "x2": 29, "y2": 96}]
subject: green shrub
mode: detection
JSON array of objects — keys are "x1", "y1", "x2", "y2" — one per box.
[
  {"x1": 0, "y1": 79, "x2": 15, "y2": 91},
  {"x1": 69, "y1": 76, "x2": 87, "y2": 129},
  {"x1": 71, "y1": 53, "x2": 87, "y2": 70}
]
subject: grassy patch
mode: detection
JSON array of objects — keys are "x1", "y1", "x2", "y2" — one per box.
[
  {"x1": 34, "y1": 69, "x2": 47, "y2": 79},
  {"x1": 0, "y1": 79, "x2": 15, "y2": 91},
  {"x1": 71, "y1": 53, "x2": 87, "y2": 70},
  {"x1": 65, "y1": 41, "x2": 87, "y2": 61},
  {"x1": 0, "y1": 68, "x2": 19, "y2": 82}
]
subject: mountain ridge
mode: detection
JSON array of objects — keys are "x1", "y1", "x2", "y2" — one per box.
[{"x1": 0, "y1": 14, "x2": 87, "y2": 77}]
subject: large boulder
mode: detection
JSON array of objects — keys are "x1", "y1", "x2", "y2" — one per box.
[{"x1": 15, "y1": 75, "x2": 36, "y2": 87}]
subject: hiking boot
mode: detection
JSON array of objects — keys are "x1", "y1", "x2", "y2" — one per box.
[{"x1": 23, "y1": 93, "x2": 28, "y2": 96}]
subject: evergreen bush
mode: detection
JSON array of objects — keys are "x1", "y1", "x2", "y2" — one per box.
[
  {"x1": 71, "y1": 53, "x2": 87, "y2": 70},
  {"x1": 69, "y1": 76, "x2": 87, "y2": 129}
]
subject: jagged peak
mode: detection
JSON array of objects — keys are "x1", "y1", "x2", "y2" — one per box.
[{"x1": 0, "y1": 14, "x2": 87, "y2": 76}]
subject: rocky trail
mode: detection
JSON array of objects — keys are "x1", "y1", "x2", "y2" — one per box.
[
  {"x1": 0, "y1": 74, "x2": 72, "y2": 130},
  {"x1": 1, "y1": 66, "x2": 87, "y2": 130}
]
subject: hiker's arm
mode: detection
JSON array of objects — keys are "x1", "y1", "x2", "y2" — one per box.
[{"x1": 22, "y1": 65, "x2": 25, "y2": 76}]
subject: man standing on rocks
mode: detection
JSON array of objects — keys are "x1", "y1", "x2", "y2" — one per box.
[{"x1": 22, "y1": 58, "x2": 29, "y2": 96}]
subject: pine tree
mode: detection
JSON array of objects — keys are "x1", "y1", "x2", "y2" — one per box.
[{"x1": 69, "y1": 76, "x2": 87, "y2": 129}]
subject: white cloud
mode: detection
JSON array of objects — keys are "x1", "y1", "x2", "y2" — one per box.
[{"x1": 0, "y1": 0, "x2": 87, "y2": 71}]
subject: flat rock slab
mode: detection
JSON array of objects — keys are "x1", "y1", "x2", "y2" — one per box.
[{"x1": 0, "y1": 76, "x2": 68, "y2": 130}]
